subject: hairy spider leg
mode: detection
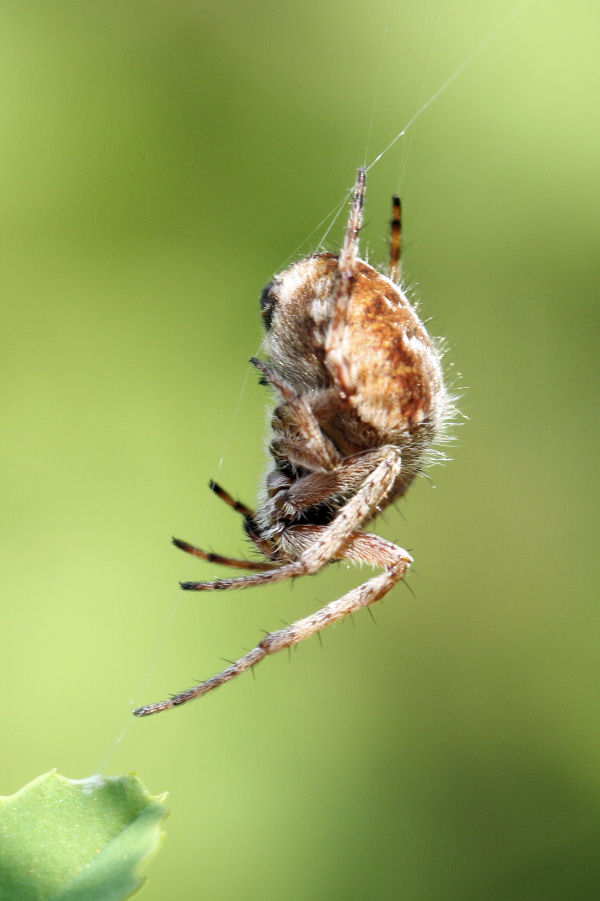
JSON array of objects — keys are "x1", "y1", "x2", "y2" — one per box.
[
  {"x1": 180, "y1": 445, "x2": 401, "y2": 591},
  {"x1": 134, "y1": 449, "x2": 404, "y2": 714},
  {"x1": 388, "y1": 194, "x2": 402, "y2": 283},
  {"x1": 269, "y1": 445, "x2": 401, "y2": 520},
  {"x1": 250, "y1": 357, "x2": 341, "y2": 471},
  {"x1": 338, "y1": 167, "x2": 366, "y2": 286},
  {"x1": 325, "y1": 168, "x2": 366, "y2": 397},
  {"x1": 133, "y1": 525, "x2": 411, "y2": 716}
]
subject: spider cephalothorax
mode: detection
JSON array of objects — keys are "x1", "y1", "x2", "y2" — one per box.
[{"x1": 134, "y1": 168, "x2": 451, "y2": 717}]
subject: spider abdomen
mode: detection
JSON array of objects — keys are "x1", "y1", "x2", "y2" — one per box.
[{"x1": 263, "y1": 252, "x2": 447, "y2": 482}]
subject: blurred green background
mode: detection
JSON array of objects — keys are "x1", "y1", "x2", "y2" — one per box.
[{"x1": 2, "y1": 0, "x2": 599, "y2": 898}]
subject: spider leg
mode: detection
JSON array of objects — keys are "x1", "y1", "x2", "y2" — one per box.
[
  {"x1": 388, "y1": 194, "x2": 402, "y2": 283},
  {"x1": 269, "y1": 438, "x2": 340, "y2": 474},
  {"x1": 209, "y1": 480, "x2": 254, "y2": 518},
  {"x1": 134, "y1": 447, "x2": 402, "y2": 715},
  {"x1": 170, "y1": 484, "x2": 271, "y2": 571},
  {"x1": 180, "y1": 561, "x2": 302, "y2": 591},
  {"x1": 338, "y1": 168, "x2": 365, "y2": 289},
  {"x1": 133, "y1": 537, "x2": 410, "y2": 716},
  {"x1": 278, "y1": 525, "x2": 407, "y2": 568},
  {"x1": 180, "y1": 446, "x2": 401, "y2": 591},
  {"x1": 172, "y1": 537, "x2": 277, "y2": 572},
  {"x1": 175, "y1": 482, "x2": 277, "y2": 565},
  {"x1": 251, "y1": 357, "x2": 340, "y2": 471},
  {"x1": 325, "y1": 168, "x2": 366, "y2": 396},
  {"x1": 269, "y1": 445, "x2": 400, "y2": 520}
]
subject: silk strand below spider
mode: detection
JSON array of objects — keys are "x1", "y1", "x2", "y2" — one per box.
[{"x1": 134, "y1": 168, "x2": 452, "y2": 717}]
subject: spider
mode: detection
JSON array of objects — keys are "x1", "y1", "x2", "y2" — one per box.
[{"x1": 134, "y1": 168, "x2": 451, "y2": 717}]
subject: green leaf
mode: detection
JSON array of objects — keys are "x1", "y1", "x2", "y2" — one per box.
[{"x1": 0, "y1": 770, "x2": 168, "y2": 901}]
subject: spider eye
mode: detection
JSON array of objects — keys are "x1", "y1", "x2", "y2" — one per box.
[{"x1": 260, "y1": 281, "x2": 277, "y2": 331}]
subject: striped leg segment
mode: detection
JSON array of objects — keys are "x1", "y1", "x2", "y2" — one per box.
[{"x1": 172, "y1": 537, "x2": 276, "y2": 572}]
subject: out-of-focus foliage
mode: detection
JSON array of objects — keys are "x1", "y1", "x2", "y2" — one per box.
[{"x1": 1, "y1": 1, "x2": 598, "y2": 899}]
